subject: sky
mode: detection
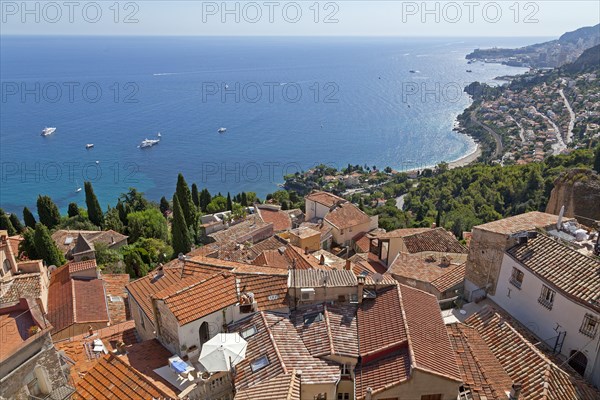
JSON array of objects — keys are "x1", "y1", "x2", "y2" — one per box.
[{"x1": 0, "y1": 1, "x2": 599, "y2": 37}]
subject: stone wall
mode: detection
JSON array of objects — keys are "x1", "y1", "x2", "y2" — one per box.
[
  {"x1": 465, "y1": 229, "x2": 507, "y2": 298},
  {"x1": 155, "y1": 299, "x2": 181, "y2": 355},
  {"x1": 546, "y1": 169, "x2": 600, "y2": 226}
]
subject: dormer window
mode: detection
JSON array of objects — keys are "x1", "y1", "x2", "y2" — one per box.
[
  {"x1": 303, "y1": 312, "x2": 323, "y2": 325},
  {"x1": 240, "y1": 325, "x2": 258, "y2": 339},
  {"x1": 250, "y1": 355, "x2": 269, "y2": 372}
]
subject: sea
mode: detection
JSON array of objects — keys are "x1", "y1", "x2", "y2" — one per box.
[{"x1": 0, "y1": 36, "x2": 540, "y2": 214}]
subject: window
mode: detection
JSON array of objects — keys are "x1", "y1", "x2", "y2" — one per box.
[
  {"x1": 337, "y1": 394, "x2": 350, "y2": 400},
  {"x1": 580, "y1": 314, "x2": 598, "y2": 338},
  {"x1": 139, "y1": 306, "x2": 145, "y2": 329},
  {"x1": 538, "y1": 285, "x2": 555, "y2": 309},
  {"x1": 2, "y1": 259, "x2": 10, "y2": 275},
  {"x1": 250, "y1": 356, "x2": 270, "y2": 372},
  {"x1": 509, "y1": 267, "x2": 524, "y2": 289},
  {"x1": 340, "y1": 364, "x2": 351, "y2": 376},
  {"x1": 240, "y1": 325, "x2": 258, "y2": 339},
  {"x1": 303, "y1": 312, "x2": 323, "y2": 325}
]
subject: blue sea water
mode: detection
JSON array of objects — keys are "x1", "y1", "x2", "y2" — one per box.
[{"x1": 0, "y1": 36, "x2": 538, "y2": 213}]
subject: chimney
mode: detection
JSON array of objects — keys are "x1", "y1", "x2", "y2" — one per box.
[
  {"x1": 365, "y1": 387, "x2": 373, "y2": 400},
  {"x1": 357, "y1": 275, "x2": 365, "y2": 304},
  {"x1": 509, "y1": 383, "x2": 522, "y2": 400},
  {"x1": 88, "y1": 326, "x2": 94, "y2": 337},
  {"x1": 431, "y1": 222, "x2": 437, "y2": 229},
  {"x1": 345, "y1": 259, "x2": 351, "y2": 271},
  {"x1": 319, "y1": 255, "x2": 325, "y2": 265},
  {"x1": 304, "y1": 247, "x2": 309, "y2": 255}
]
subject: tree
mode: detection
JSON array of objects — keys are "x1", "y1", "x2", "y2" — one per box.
[
  {"x1": 67, "y1": 203, "x2": 80, "y2": 218},
  {"x1": 33, "y1": 223, "x2": 65, "y2": 266},
  {"x1": 94, "y1": 242, "x2": 124, "y2": 273},
  {"x1": 37, "y1": 195, "x2": 61, "y2": 229},
  {"x1": 206, "y1": 196, "x2": 227, "y2": 214},
  {"x1": 119, "y1": 188, "x2": 149, "y2": 213},
  {"x1": 123, "y1": 250, "x2": 148, "y2": 278},
  {"x1": 226, "y1": 192, "x2": 233, "y2": 211},
  {"x1": 175, "y1": 173, "x2": 196, "y2": 228},
  {"x1": 199, "y1": 188, "x2": 212, "y2": 212},
  {"x1": 116, "y1": 200, "x2": 128, "y2": 226},
  {"x1": 85, "y1": 181, "x2": 104, "y2": 227},
  {"x1": 171, "y1": 194, "x2": 192, "y2": 256},
  {"x1": 241, "y1": 192, "x2": 248, "y2": 206},
  {"x1": 0, "y1": 209, "x2": 16, "y2": 236},
  {"x1": 594, "y1": 145, "x2": 600, "y2": 174},
  {"x1": 160, "y1": 196, "x2": 170, "y2": 215},
  {"x1": 103, "y1": 206, "x2": 125, "y2": 233},
  {"x1": 19, "y1": 228, "x2": 38, "y2": 259},
  {"x1": 57, "y1": 216, "x2": 99, "y2": 231},
  {"x1": 192, "y1": 184, "x2": 200, "y2": 208},
  {"x1": 135, "y1": 238, "x2": 173, "y2": 266},
  {"x1": 23, "y1": 207, "x2": 36, "y2": 229},
  {"x1": 9, "y1": 213, "x2": 24, "y2": 233},
  {"x1": 127, "y1": 208, "x2": 169, "y2": 243}
]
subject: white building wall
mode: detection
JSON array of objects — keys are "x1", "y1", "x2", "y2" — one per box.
[
  {"x1": 491, "y1": 254, "x2": 600, "y2": 386},
  {"x1": 305, "y1": 200, "x2": 331, "y2": 222},
  {"x1": 177, "y1": 305, "x2": 237, "y2": 360}
]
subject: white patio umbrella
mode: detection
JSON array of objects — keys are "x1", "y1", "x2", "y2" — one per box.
[{"x1": 198, "y1": 333, "x2": 247, "y2": 372}]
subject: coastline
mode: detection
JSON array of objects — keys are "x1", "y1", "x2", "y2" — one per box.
[{"x1": 447, "y1": 143, "x2": 482, "y2": 169}]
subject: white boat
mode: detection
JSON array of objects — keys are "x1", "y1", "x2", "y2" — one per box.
[
  {"x1": 75, "y1": 187, "x2": 82, "y2": 193},
  {"x1": 139, "y1": 138, "x2": 160, "y2": 148},
  {"x1": 41, "y1": 127, "x2": 56, "y2": 136},
  {"x1": 218, "y1": 127, "x2": 227, "y2": 133},
  {"x1": 86, "y1": 144, "x2": 94, "y2": 149},
  {"x1": 157, "y1": 132, "x2": 161, "y2": 137}
]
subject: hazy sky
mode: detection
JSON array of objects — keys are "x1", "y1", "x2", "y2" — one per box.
[{"x1": 1, "y1": 1, "x2": 599, "y2": 36}]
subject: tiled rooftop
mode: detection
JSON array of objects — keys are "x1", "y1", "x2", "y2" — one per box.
[
  {"x1": 324, "y1": 202, "x2": 371, "y2": 230},
  {"x1": 0, "y1": 273, "x2": 42, "y2": 304},
  {"x1": 373, "y1": 227, "x2": 431, "y2": 239},
  {"x1": 237, "y1": 273, "x2": 289, "y2": 311},
  {"x1": 288, "y1": 269, "x2": 357, "y2": 288},
  {"x1": 251, "y1": 249, "x2": 290, "y2": 269},
  {"x1": 355, "y1": 347, "x2": 411, "y2": 400},
  {"x1": 101, "y1": 274, "x2": 130, "y2": 324},
  {"x1": 447, "y1": 323, "x2": 513, "y2": 400},
  {"x1": 400, "y1": 284, "x2": 461, "y2": 381},
  {"x1": 388, "y1": 253, "x2": 464, "y2": 286},
  {"x1": 71, "y1": 354, "x2": 169, "y2": 400},
  {"x1": 292, "y1": 303, "x2": 358, "y2": 359},
  {"x1": 305, "y1": 190, "x2": 346, "y2": 207},
  {"x1": 52, "y1": 230, "x2": 128, "y2": 254},
  {"x1": 465, "y1": 306, "x2": 600, "y2": 399},
  {"x1": 284, "y1": 245, "x2": 329, "y2": 270},
  {"x1": 507, "y1": 233, "x2": 600, "y2": 311},
  {"x1": 67, "y1": 259, "x2": 98, "y2": 274},
  {"x1": 126, "y1": 268, "x2": 185, "y2": 323},
  {"x1": 257, "y1": 206, "x2": 292, "y2": 232},
  {"x1": 431, "y1": 263, "x2": 467, "y2": 293},
  {"x1": 47, "y1": 262, "x2": 109, "y2": 335},
  {"x1": 233, "y1": 372, "x2": 301, "y2": 400},
  {"x1": 474, "y1": 211, "x2": 566, "y2": 235},
  {"x1": 402, "y1": 228, "x2": 467, "y2": 254},
  {"x1": 0, "y1": 308, "x2": 37, "y2": 360}
]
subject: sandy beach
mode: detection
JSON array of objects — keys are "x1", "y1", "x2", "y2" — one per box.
[{"x1": 448, "y1": 143, "x2": 482, "y2": 169}]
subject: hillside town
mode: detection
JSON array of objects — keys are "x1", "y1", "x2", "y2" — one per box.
[{"x1": 2, "y1": 189, "x2": 599, "y2": 400}]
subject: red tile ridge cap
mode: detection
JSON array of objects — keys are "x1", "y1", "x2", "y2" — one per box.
[
  {"x1": 323, "y1": 304, "x2": 335, "y2": 357},
  {"x1": 360, "y1": 340, "x2": 408, "y2": 364}
]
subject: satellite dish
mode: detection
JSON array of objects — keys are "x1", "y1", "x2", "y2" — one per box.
[
  {"x1": 372, "y1": 273, "x2": 383, "y2": 284},
  {"x1": 48, "y1": 265, "x2": 57, "y2": 274}
]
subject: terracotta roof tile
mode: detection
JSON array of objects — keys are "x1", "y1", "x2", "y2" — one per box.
[
  {"x1": 55, "y1": 320, "x2": 138, "y2": 385},
  {"x1": 399, "y1": 285, "x2": 461, "y2": 381},
  {"x1": 402, "y1": 228, "x2": 468, "y2": 254},
  {"x1": 431, "y1": 263, "x2": 467, "y2": 293},
  {"x1": 289, "y1": 269, "x2": 357, "y2": 288},
  {"x1": 447, "y1": 323, "x2": 513, "y2": 400},
  {"x1": 52, "y1": 230, "x2": 128, "y2": 255},
  {"x1": 102, "y1": 274, "x2": 130, "y2": 324},
  {"x1": 474, "y1": 211, "x2": 567, "y2": 235},
  {"x1": 324, "y1": 203, "x2": 371, "y2": 230},
  {"x1": 72, "y1": 354, "x2": 169, "y2": 400},
  {"x1": 0, "y1": 273, "x2": 42, "y2": 304},
  {"x1": 352, "y1": 232, "x2": 371, "y2": 253},
  {"x1": 305, "y1": 191, "x2": 346, "y2": 207},
  {"x1": 465, "y1": 306, "x2": 600, "y2": 399},
  {"x1": 251, "y1": 249, "x2": 290, "y2": 269},
  {"x1": 292, "y1": 303, "x2": 358, "y2": 358},
  {"x1": 373, "y1": 227, "x2": 431, "y2": 239},
  {"x1": 257, "y1": 207, "x2": 292, "y2": 232},
  {"x1": 72, "y1": 279, "x2": 109, "y2": 323},
  {"x1": 158, "y1": 273, "x2": 238, "y2": 325},
  {"x1": 388, "y1": 253, "x2": 464, "y2": 285},
  {"x1": 237, "y1": 273, "x2": 289, "y2": 311},
  {"x1": 507, "y1": 233, "x2": 600, "y2": 311},
  {"x1": 284, "y1": 245, "x2": 330, "y2": 270},
  {"x1": 234, "y1": 372, "x2": 301, "y2": 400},
  {"x1": 67, "y1": 259, "x2": 98, "y2": 274},
  {"x1": 355, "y1": 347, "x2": 411, "y2": 399}
]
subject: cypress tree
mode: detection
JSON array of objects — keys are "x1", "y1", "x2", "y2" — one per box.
[
  {"x1": 85, "y1": 181, "x2": 104, "y2": 227},
  {"x1": 226, "y1": 192, "x2": 233, "y2": 211},
  {"x1": 199, "y1": 189, "x2": 211, "y2": 212},
  {"x1": 20, "y1": 227, "x2": 38, "y2": 259},
  {"x1": 33, "y1": 223, "x2": 65, "y2": 266},
  {"x1": 160, "y1": 196, "x2": 170, "y2": 215},
  {"x1": 175, "y1": 173, "x2": 195, "y2": 227},
  {"x1": 36, "y1": 195, "x2": 61, "y2": 229},
  {"x1": 0, "y1": 209, "x2": 16, "y2": 235},
  {"x1": 9, "y1": 213, "x2": 24, "y2": 233},
  {"x1": 23, "y1": 207, "x2": 36, "y2": 229},
  {"x1": 67, "y1": 202, "x2": 80, "y2": 218},
  {"x1": 594, "y1": 145, "x2": 600, "y2": 174},
  {"x1": 116, "y1": 200, "x2": 128, "y2": 226},
  {"x1": 192, "y1": 183, "x2": 200, "y2": 208},
  {"x1": 171, "y1": 194, "x2": 192, "y2": 256},
  {"x1": 241, "y1": 192, "x2": 248, "y2": 207}
]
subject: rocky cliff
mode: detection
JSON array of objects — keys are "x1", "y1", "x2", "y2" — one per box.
[{"x1": 546, "y1": 169, "x2": 600, "y2": 225}]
